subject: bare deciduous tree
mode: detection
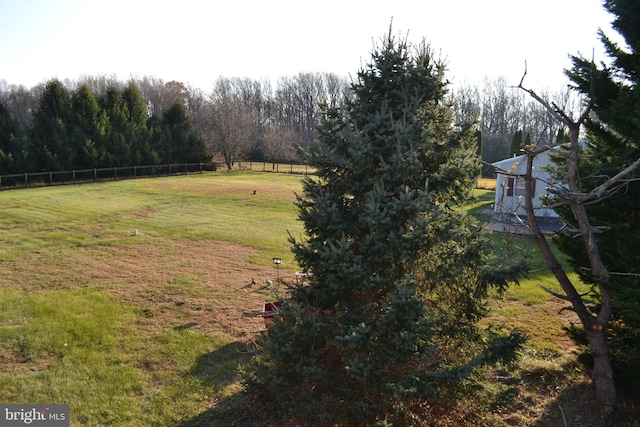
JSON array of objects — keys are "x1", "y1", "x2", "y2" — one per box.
[
  {"x1": 260, "y1": 126, "x2": 300, "y2": 163},
  {"x1": 204, "y1": 78, "x2": 257, "y2": 170},
  {"x1": 509, "y1": 64, "x2": 640, "y2": 406},
  {"x1": 455, "y1": 78, "x2": 576, "y2": 177},
  {"x1": 0, "y1": 81, "x2": 38, "y2": 129}
]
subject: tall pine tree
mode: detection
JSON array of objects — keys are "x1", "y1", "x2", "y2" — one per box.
[
  {"x1": 248, "y1": 32, "x2": 523, "y2": 425},
  {"x1": 160, "y1": 100, "x2": 209, "y2": 163},
  {"x1": 121, "y1": 82, "x2": 152, "y2": 166},
  {"x1": 68, "y1": 85, "x2": 109, "y2": 168},
  {"x1": 0, "y1": 103, "x2": 31, "y2": 174},
  {"x1": 29, "y1": 80, "x2": 72, "y2": 171},
  {"x1": 557, "y1": 0, "x2": 640, "y2": 392}
]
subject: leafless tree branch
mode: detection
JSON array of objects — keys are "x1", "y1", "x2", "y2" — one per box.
[
  {"x1": 539, "y1": 284, "x2": 570, "y2": 300},
  {"x1": 586, "y1": 157, "x2": 640, "y2": 201}
]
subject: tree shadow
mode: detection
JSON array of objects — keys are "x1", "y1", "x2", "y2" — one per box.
[
  {"x1": 179, "y1": 343, "x2": 640, "y2": 426},
  {"x1": 526, "y1": 368, "x2": 639, "y2": 427},
  {"x1": 189, "y1": 340, "x2": 252, "y2": 391},
  {"x1": 531, "y1": 382, "x2": 604, "y2": 426},
  {"x1": 178, "y1": 337, "x2": 280, "y2": 427},
  {"x1": 173, "y1": 322, "x2": 198, "y2": 331},
  {"x1": 177, "y1": 388, "x2": 279, "y2": 427}
]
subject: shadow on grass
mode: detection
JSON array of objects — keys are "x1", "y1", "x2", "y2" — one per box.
[
  {"x1": 531, "y1": 382, "x2": 603, "y2": 426},
  {"x1": 531, "y1": 381, "x2": 639, "y2": 427},
  {"x1": 516, "y1": 359, "x2": 639, "y2": 427},
  {"x1": 180, "y1": 343, "x2": 640, "y2": 427},
  {"x1": 179, "y1": 338, "x2": 281, "y2": 427},
  {"x1": 177, "y1": 389, "x2": 280, "y2": 427},
  {"x1": 190, "y1": 340, "x2": 251, "y2": 391}
]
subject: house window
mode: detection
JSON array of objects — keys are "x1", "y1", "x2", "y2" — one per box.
[
  {"x1": 506, "y1": 177, "x2": 515, "y2": 197},
  {"x1": 506, "y1": 177, "x2": 536, "y2": 198}
]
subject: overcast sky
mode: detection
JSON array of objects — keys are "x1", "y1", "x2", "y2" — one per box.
[{"x1": 0, "y1": 0, "x2": 618, "y2": 92}]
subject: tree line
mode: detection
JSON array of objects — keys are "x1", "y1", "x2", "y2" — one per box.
[
  {"x1": 1, "y1": 71, "x2": 574, "y2": 176},
  {"x1": 0, "y1": 73, "x2": 352, "y2": 175},
  {"x1": 0, "y1": 79, "x2": 209, "y2": 174},
  {"x1": 454, "y1": 77, "x2": 577, "y2": 175}
]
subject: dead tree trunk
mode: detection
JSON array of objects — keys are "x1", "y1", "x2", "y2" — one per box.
[
  {"x1": 514, "y1": 66, "x2": 622, "y2": 406},
  {"x1": 522, "y1": 126, "x2": 616, "y2": 407}
]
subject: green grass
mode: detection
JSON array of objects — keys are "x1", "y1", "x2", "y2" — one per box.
[
  {"x1": 0, "y1": 170, "x2": 605, "y2": 426},
  {"x1": 466, "y1": 189, "x2": 495, "y2": 221},
  {"x1": 0, "y1": 171, "x2": 302, "y2": 425},
  {"x1": 0, "y1": 289, "x2": 140, "y2": 420},
  {"x1": 0, "y1": 286, "x2": 234, "y2": 423},
  {"x1": 0, "y1": 172, "x2": 303, "y2": 267}
]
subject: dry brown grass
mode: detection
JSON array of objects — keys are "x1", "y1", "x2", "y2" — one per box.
[
  {"x1": 0, "y1": 240, "x2": 281, "y2": 338},
  {"x1": 477, "y1": 177, "x2": 497, "y2": 190}
]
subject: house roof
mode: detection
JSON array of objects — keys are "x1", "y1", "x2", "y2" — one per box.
[
  {"x1": 492, "y1": 154, "x2": 525, "y2": 170},
  {"x1": 491, "y1": 146, "x2": 562, "y2": 174}
]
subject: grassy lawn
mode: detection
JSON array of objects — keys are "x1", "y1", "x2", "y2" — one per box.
[
  {"x1": 0, "y1": 172, "x2": 615, "y2": 426},
  {"x1": 0, "y1": 172, "x2": 304, "y2": 426}
]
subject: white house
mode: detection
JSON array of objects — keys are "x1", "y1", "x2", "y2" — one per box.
[{"x1": 492, "y1": 150, "x2": 559, "y2": 219}]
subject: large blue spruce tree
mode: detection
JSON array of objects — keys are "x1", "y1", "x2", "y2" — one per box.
[{"x1": 248, "y1": 32, "x2": 523, "y2": 425}]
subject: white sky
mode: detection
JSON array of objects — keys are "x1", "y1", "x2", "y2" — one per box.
[{"x1": 0, "y1": 0, "x2": 618, "y2": 92}]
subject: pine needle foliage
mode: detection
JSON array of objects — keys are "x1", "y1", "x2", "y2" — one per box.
[
  {"x1": 555, "y1": 0, "x2": 640, "y2": 391},
  {"x1": 246, "y1": 31, "x2": 525, "y2": 425}
]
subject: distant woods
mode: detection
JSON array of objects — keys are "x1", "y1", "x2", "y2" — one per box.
[
  {"x1": 454, "y1": 77, "x2": 576, "y2": 175},
  {"x1": 0, "y1": 74, "x2": 574, "y2": 175}
]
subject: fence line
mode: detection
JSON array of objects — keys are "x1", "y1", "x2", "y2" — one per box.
[{"x1": 0, "y1": 162, "x2": 313, "y2": 191}]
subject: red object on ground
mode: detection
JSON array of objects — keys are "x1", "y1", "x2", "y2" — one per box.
[{"x1": 262, "y1": 301, "x2": 281, "y2": 329}]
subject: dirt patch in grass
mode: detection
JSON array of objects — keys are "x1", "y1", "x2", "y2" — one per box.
[
  {"x1": 0, "y1": 240, "x2": 283, "y2": 339},
  {"x1": 0, "y1": 351, "x2": 56, "y2": 375}
]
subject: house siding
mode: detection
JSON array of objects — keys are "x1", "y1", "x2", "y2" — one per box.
[{"x1": 492, "y1": 151, "x2": 559, "y2": 218}]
